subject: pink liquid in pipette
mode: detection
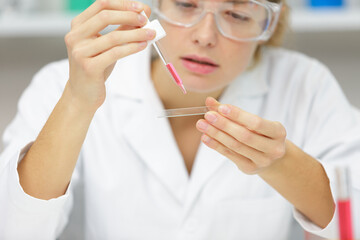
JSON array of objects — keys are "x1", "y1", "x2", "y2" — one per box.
[
  {"x1": 166, "y1": 63, "x2": 187, "y2": 94},
  {"x1": 338, "y1": 199, "x2": 354, "y2": 240}
]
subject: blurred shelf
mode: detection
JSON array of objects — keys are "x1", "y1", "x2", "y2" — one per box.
[
  {"x1": 290, "y1": 8, "x2": 360, "y2": 32},
  {"x1": 1, "y1": 8, "x2": 360, "y2": 37},
  {"x1": 0, "y1": 12, "x2": 76, "y2": 37}
]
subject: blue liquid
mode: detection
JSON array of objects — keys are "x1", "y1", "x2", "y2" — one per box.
[{"x1": 309, "y1": 0, "x2": 343, "y2": 7}]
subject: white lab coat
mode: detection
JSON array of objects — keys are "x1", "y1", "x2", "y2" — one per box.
[{"x1": 0, "y1": 47, "x2": 359, "y2": 240}]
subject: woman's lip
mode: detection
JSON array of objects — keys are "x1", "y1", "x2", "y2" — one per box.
[
  {"x1": 181, "y1": 55, "x2": 219, "y2": 67},
  {"x1": 181, "y1": 58, "x2": 219, "y2": 75}
]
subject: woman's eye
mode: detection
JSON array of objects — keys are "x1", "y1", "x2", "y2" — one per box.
[
  {"x1": 226, "y1": 11, "x2": 250, "y2": 22},
  {"x1": 175, "y1": 1, "x2": 197, "y2": 8}
]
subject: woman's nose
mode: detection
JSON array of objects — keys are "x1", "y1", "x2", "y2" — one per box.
[{"x1": 190, "y1": 12, "x2": 218, "y2": 48}]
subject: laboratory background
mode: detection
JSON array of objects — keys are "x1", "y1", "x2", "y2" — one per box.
[{"x1": 0, "y1": 0, "x2": 360, "y2": 239}]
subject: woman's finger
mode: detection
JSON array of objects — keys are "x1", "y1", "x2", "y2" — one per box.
[
  {"x1": 71, "y1": 0, "x2": 146, "y2": 28},
  {"x1": 203, "y1": 111, "x2": 278, "y2": 153},
  {"x1": 88, "y1": 41, "x2": 148, "y2": 72},
  {"x1": 200, "y1": 134, "x2": 259, "y2": 174},
  {"x1": 75, "y1": 10, "x2": 148, "y2": 39},
  {"x1": 75, "y1": 28, "x2": 155, "y2": 58},
  {"x1": 205, "y1": 96, "x2": 221, "y2": 111},
  {"x1": 196, "y1": 119, "x2": 269, "y2": 167},
  {"x1": 115, "y1": 24, "x2": 139, "y2": 31},
  {"x1": 206, "y1": 97, "x2": 286, "y2": 138}
]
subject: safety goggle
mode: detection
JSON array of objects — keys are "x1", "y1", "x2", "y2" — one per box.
[{"x1": 152, "y1": 0, "x2": 282, "y2": 42}]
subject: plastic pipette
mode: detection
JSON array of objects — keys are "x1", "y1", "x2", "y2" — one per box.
[{"x1": 141, "y1": 11, "x2": 187, "y2": 94}]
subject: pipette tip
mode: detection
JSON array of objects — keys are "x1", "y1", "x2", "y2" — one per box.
[{"x1": 179, "y1": 84, "x2": 187, "y2": 94}]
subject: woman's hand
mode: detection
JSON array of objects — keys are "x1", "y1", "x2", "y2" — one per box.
[
  {"x1": 196, "y1": 97, "x2": 287, "y2": 174},
  {"x1": 64, "y1": 0, "x2": 155, "y2": 112},
  {"x1": 196, "y1": 97, "x2": 335, "y2": 228}
]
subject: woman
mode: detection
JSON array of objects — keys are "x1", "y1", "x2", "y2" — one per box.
[{"x1": 0, "y1": 0, "x2": 359, "y2": 239}]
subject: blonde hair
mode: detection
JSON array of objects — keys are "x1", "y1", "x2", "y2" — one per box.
[{"x1": 254, "y1": 0, "x2": 290, "y2": 64}]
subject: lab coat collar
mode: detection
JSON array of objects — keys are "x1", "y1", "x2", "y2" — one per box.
[
  {"x1": 220, "y1": 52, "x2": 269, "y2": 100},
  {"x1": 107, "y1": 47, "x2": 270, "y2": 100}
]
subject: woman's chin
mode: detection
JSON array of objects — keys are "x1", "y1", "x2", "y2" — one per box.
[{"x1": 183, "y1": 82, "x2": 225, "y2": 94}]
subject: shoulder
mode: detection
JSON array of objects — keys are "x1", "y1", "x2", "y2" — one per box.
[
  {"x1": 262, "y1": 47, "x2": 330, "y2": 76},
  {"x1": 261, "y1": 47, "x2": 337, "y2": 94}
]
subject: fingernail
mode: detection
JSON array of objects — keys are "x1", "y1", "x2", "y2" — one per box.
[
  {"x1": 219, "y1": 105, "x2": 230, "y2": 115},
  {"x1": 205, "y1": 112, "x2": 217, "y2": 124},
  {"x1": 138, "y1": 14, "x2": 147, "y2": 24},
  {"x1": 197, "y1": 121, "x2": 208, "y2": 131},
  {"x1": 202, "y1": 134, "x2": 211, "y2": 144},
  {"x1": 132, "y1": 2, "x2": 143, "y2": 10},
  {"x1": 139, "y1": 41, "x2": 147, "y2": 48},
  {"x1": 146, "y1": 29, "x2": 155, "y2": 38}
]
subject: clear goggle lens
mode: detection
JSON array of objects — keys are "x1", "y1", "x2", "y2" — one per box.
[{"x1": 154, "y1": 0, "x2": 281, "y2": 41}]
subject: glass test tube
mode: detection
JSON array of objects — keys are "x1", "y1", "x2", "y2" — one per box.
[{"x1": 335, "y1": 166, "x2": 354, "y2": 240}]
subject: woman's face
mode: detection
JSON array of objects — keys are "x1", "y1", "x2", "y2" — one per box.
[{"x1": 158, "y1": 12, "x2": 259, "y2": 93}]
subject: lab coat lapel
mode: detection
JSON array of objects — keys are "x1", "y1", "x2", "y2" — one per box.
[
  {"x1": 182, "y1": 143, "x2": 227, "y2": 215},
  {"x1": 121, "y1": 73, "x2": 189, "y2": 204}
]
